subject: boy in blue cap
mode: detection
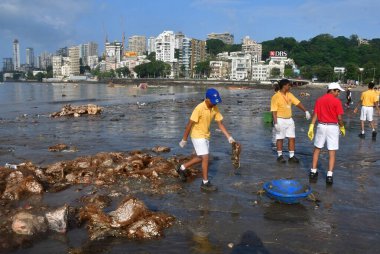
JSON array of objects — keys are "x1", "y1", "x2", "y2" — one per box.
[{"x1": 177, "y1": 88, "x2": 235, "y2": 191}]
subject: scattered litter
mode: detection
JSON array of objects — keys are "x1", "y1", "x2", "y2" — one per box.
[{"x1": 4, "y1": 163, "x2": 17, "y2": 169}]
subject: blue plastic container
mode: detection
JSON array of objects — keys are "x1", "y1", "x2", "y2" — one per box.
[{"x1": 263, "y1": 179, "x2": 312, "y2": 204}]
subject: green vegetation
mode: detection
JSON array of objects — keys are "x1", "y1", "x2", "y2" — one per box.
[
  {"x1": 206, "y1": 39, "x2": 242, "y2": 57},
  {"x1": 261, "y1": 34, "x2": 380, "y2": 82},
  {"x1": 204, "y1": 34, "x2": 380, "y2": 82},
  {"x1": 194, "y1": 60, "x2": 211, "y2": 78},
  {"x1": 134, "y1": 60, "x2": 171, "y2": 78}
]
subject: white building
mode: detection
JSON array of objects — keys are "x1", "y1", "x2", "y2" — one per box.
[
  {"x1": 252, "y1": 62, "x2": 270, "y2": 81},
  {"x1": 87, "y1": 55, "x2": 99, "y2": 70},
  {"x1": 155, "y1": 31, "x2": 177, "y2": 77},
  {"x1": 155, "y1": 31, "x2": 176, "y2": 63},
  {"x1": 105, "y1": 41, "x2": 123, "y2": 71},
  {"x1": 209, "y1": 61, "x2": 230, "y2": 79},
  {"x1": 229, "y1": 52, "x2": 252, "y2": 81},
  {"x1": 52, "y1": 56, "x2": 63, "y2": 77}
]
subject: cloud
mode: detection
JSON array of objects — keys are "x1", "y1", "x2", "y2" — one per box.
[{"x1": 0, "y1": 0, "x2": 91, "y2": 56}]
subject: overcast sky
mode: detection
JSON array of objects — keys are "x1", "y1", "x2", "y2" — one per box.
[{"x1": 1, "y1": 0, "x2": 379, "y2": 66}]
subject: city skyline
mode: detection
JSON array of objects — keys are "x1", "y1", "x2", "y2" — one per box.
[{"x1": 1, "y1": 0, "x2": 380, "y2": 65}]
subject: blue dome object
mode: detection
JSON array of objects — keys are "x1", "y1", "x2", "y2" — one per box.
[
  {"x1": 205, "y1": 88, "x2": 222, "y2": 105},
  {"x1": 263, "y1": 179, "x2": 312, "y2": 204}
]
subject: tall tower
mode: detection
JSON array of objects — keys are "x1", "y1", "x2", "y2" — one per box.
[
  {"x1": 13, "y1": 39, "x2": 20, "y2": 71},
  {"x1": 26, "y1": 47, "x2": 35, "y2": 67}
]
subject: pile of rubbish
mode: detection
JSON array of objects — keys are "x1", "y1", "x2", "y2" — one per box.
[
  {"x1": 50, "y1": 104, "x2": 102, "y2": 118},
  {"x1": 0, "y1": 148, "x2": 198, "y2": 252}
]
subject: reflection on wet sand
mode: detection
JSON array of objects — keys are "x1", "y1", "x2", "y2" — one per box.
[{"x1": 0, "y1": 83, "x2": 380, "y2": 253}]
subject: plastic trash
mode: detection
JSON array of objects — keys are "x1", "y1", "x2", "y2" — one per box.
[{"x1": 5, "y1": 163, "x2": 18, "y2": 169}]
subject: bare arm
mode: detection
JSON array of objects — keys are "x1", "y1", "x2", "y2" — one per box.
[
  {"x1": 216, "y1": 121, "x2": 232, "y2": 140},
  {"x1": 310, "y1": 113, "x2": 318, "y2": 125},
  {"x1": 338, "y1": 115, "x2": 344, "y2": 127},
  {"x1": 354, "y1": 99, "x2": 363, "y2": 113},
  {"x1": 272, "y1": 111, "x2": 278, "y2": 124},
  {"x1": 296, "y1": 102, "x2": 307, "y2": 112},
  {"x1": 181, "y1": 120, "x2": 194, "y2": 141}
]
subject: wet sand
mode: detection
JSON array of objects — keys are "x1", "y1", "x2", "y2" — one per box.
[{"x1": 0, "y1": 82, "x2": 379, "y2": 254}]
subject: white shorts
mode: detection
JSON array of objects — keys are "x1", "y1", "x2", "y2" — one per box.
[
  {"x1": 275, "y1": 118, "x2": 295, "y2": 140},
  {"x1": 191, "y1": 138, "x2": 209, "y2": 156},
  {"x1": 314, "y1": 124, "x2": 340, "y2": 150},
  {"x1": 360, "y1": 106, "x2": 374, "y2": 121}
]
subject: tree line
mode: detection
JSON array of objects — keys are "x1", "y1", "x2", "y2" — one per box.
[{"x1": 204, "y1": 34, "x2": 380, "y2": 83}]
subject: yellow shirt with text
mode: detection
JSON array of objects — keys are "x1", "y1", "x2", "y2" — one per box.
[
  {"x1": 190, "y1": 101, "x2": 223, "y2": 139},
  {"x1": 270, "y1": 91, "x2": 300, "y2": 118},
  {"x1": 361, "y1": 90, "x2": 379, "y2": 107}
]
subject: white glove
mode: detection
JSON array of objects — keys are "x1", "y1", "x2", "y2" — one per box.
[
  {"x1": 274, "y1": 124, "x2": 281, "y2": 132},
  {"x1": 228, "y1": 136, "x2": 235, "y2": 144},
  {"x1": 305, "y1": 111, "x2": 311, "y2": 120},
  {"x1": 179, "y1": 139, "x2": 187, "y2": 148}
]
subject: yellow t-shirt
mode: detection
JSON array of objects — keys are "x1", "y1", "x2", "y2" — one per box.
[
  {"x1": 190, "y1": 101, "x2": 223, "y2": 139},
  {"x1": 270, "y1": 91, "x2": 300, "y2": 118},
  {"x1": 361, "y1": 90, "x2": 379, "y2": 106}
]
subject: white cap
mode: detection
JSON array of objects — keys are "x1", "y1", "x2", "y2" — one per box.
[{"x1": 328, "y1": 82, "x2": 345, "y2": 91}]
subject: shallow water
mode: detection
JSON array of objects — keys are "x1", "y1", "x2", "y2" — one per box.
[{"x1": 1, "y1": 82, "x2": 380, "y2": 254}]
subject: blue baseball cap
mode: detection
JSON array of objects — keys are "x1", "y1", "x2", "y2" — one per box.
[{"x1": 205, "y1": 88, "x2": 222, "y2": 105}]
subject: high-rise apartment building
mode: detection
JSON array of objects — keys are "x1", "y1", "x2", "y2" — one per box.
[
  {"x1": 105, "y1": 41, "x2": 123, "y2": 71},
  {"x1": 80, "y1": 44, "x2": 89, "y2": 65},
  {"x1": 69, "y1": 46, "x2": 80, "y2": 75},
  {"x1": 2, "y1": 58, "x2": 13, "y2": 72},
  {"x1": 207, "y1": 32, "x2": 234, "y2": 45},
  {"x1": 179, "y1": 37, "x2": 191, "y2": 77},
  {"x1": 190, "y1": 39, "x2": 207, "y2": 77},
  {"x1": 155, "y1": 31, "x2": 176, "y2": 63},
  {"x1": 26, "y1": 48, "x2": 34, "y2": 67},
  {"x1": 147, "y1": 37, "x2": 156, "y2": 55},
  {"x1": 13, "y1": 39, "x2": 20, "y2": 71},
  {"x1": 80, "y1": 42, "x2": 98, "y2": 66},
  {"x1": 128, "y1": 36, "x2": 146, "y2": 56},
  {"x1": 88, "y1": 42, "x2": 98, "y2": 57},
  {"x1": 38, "y1": 52, "x2": 52, "y2": 70},
  {"x1": 242, "y1": 36, "x2": 262, "y2": 62},
  {"x1": 56, "y1": 47, "x2": 68, "y2": 57},
  {"x1": 52, "y1": 56, "x2": 63, "y2": 77}
]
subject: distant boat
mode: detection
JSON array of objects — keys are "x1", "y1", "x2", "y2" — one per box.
[{"x1": 138, "y1": 83, "x2": 148, "y2": 89}]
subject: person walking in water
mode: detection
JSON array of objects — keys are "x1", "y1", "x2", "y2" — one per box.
[
  {"x1": 177, "y1": 88, "x2": 235, "y2": 191},
  {"x1": 270, "y1": 79, "x2": 311, "y2": 163},
  {"x1": 354, "y1": 82, "x2": 380, "y2": 139},
  {"x1": 345, "y1": 87, "x2": 352, "y2": 108},
  {"x1": 308, "y1": 82, "x2": 345, "y2": 185}
]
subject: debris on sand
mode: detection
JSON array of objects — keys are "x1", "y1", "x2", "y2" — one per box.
[
  {"x1": 50, "y1": 104, "x2": 102, "y2": 118},
  {"x1": 48, "y1": 143, "x2": 78, "y2": 152},
  {"x1": 48, "y1": 143, "x2": 68, "y2": 152},
  {"x1": 151, "y1": 146, "x2": 171, "y2": 153},
  {"x1": 231, "y1": 142, "x2": 242, "y2": 169},
  {"x1": 79, "y1": 197, "x2": 174, "y2": 240}
]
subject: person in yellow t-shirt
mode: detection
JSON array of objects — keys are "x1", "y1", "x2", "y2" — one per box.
[
  {"x1": 270, "y1": 79, "x2": 310, "y2": 163},
  {"x1": 354, "y1": 82, "x2": 380, "y2": 139},
  {"x1": 177, "y1": 88, "x2": 235, "y2": 192}
]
